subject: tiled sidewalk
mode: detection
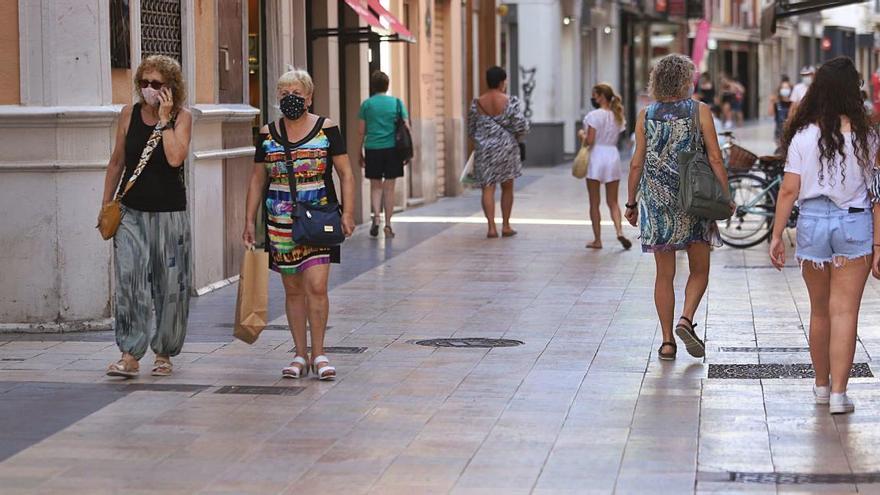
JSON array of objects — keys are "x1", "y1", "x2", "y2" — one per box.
[{"x1": 2, "y1": 161, "x2": 880, "y2": 494}]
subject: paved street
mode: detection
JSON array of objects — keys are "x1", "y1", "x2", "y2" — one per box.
[{"x1": 3, "y1": 139, "x2": 880, "y2": 494}]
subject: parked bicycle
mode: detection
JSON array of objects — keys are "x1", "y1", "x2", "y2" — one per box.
[{"x1": 719, "y1": 153, "x2": 799, "y2": 249}]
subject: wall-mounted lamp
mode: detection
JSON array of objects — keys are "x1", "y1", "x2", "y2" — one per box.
[
  {"x1": 707, "y1": 38, "x2": 718, "y2": 50},
  {"x1": 498, "y1": 4, "x2": 509, "y2": 16},
  {"x1": 603, "y1": 25, "x2": 613, "y2": 35},
  {"x1": 562, "y1": 16, "x2": 572, "y2": 26}
]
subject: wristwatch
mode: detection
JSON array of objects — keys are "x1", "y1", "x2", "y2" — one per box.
[{"x1": 156, "y1": 120, "x2": 174, "y2": 131}]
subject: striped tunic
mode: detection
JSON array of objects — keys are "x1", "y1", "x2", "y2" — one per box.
[{"x1": 254, "y1": 118, "x2": 346, "y2": 274}]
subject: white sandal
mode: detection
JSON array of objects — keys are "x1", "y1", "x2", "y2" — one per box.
[
  {"x1": 282, "y1": 356, "x2": 309, "y2": 379},
  {"x1": 312, "y1": 355, "x2": 336, "y2": 381}
]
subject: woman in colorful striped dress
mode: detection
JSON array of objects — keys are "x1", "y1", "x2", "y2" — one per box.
[{"x1": 244, "y1": 69, "x2": 356, "y2": 380}]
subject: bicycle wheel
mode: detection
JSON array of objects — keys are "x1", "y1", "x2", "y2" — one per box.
[{"x1": 720, "y1": 173, "x2": 775, "y2": 249}]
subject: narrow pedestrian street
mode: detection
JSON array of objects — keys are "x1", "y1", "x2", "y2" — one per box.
[{"x1": 2, "y1": 150, "x2": 880, "y2": 494}]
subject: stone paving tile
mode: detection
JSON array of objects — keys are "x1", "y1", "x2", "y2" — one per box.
[{"x1": 2, "y1": 156, "x2": 880, "y2": 493}]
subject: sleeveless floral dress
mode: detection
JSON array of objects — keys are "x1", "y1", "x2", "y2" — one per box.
[{"x1": 639, "y1": 99, "x2": 721, "y2": 252}]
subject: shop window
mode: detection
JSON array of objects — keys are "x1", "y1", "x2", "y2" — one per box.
[
  {"x1": 141, "y1": 0, "x2": 182, "y2": 61},
  {"x1": 110, "y1": 0, "x2": 131, "y2": 68}
]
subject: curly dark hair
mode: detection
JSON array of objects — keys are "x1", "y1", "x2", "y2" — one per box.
[{"x1": 781, "y1": 57, "x2": 876, "y2": 185}]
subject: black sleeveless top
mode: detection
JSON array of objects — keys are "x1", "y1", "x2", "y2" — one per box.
[{"x1": 120, "y1": 104, "x2": 187, "y2": 212}]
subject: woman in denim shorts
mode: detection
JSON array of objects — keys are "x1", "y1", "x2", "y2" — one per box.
[{"x1": 770, "y1": 57, "x2": 880, "y2": 415}]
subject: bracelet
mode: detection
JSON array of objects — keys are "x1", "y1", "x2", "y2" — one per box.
[{"x1": 625, "y1": 202, "x2": 638, "y2": 209}]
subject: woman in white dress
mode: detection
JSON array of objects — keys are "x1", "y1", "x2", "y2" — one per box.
[{"x1": 578, "y1": 83, "x2": 631, "y2": 249}]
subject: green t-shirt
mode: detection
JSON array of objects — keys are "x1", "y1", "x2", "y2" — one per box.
[{"x1": 358, "y1": 94, "x2": 408, "y2": 150}]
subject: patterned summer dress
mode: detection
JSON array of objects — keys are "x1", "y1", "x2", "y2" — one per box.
[
  {"x1": 639, "y1": 99, "x2": 721, "y2": 252},
  {"x1": 254, "y1": 118, "x2": 346, "y2": 274},
  {"x1": 467, "y1": 96, "x2": 529, "y2": 187}
]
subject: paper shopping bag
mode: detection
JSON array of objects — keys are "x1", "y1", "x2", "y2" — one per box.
[{"x1": 233, "y1": 248, "x2": 269, "y2": 344}]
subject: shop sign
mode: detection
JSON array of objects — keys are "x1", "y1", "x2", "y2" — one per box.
[{"x1": 655, "y1": 0, "x2": 668, "y2": 14}]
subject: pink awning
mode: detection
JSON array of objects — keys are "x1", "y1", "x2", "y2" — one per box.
[
  {"x1": 343, "y1": 0, "x2": 384, "y2": 30},
  {"x1": 366, "y1": 0, "x2": 415, "y2": 42}
]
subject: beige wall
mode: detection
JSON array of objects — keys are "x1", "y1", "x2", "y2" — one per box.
[
  {"x1": 112, "y1": 69, "x2": 133, "y2": 104},
  {"x1": 0, "y1": 1, "x2": 20, "y2": 105},
  {"x1": 194, "y1": 0, "x2": 216, "y2": 104}
]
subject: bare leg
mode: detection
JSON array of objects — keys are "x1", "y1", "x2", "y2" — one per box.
[
  {"x1": 282, "y1": 273, "x2": 309, "y2": 372},
  {"x1": 369, "y1": 179, "x2": 383, "y2": 226},
  {"x1": 383, "y1": 179, "x2": 396, "y2": 227},
  {"x1": 654, "y1": 251, "x2": 677, "y2": 344},
  {"x1": 500, "y1": 179, "x2": 516, "y2": 235},
  {"x1": 802, "y1": 263, "x2": 831, "y2": 387},
  {"x1": 482, "y1": 184, "x2": 498, "y2": 237},
  {"x1": 586, "y1": 179, "x2": 602, "y2": 248},
  {"x1": 605, "y1": 180, "x2": 624, "y2": 238},
  {"x1": 681, "y1": 242, "x2": 710, "y2": 323},
  {"x1": 828, "y1": 257, "x2": 871, "y2": 393},
  {"x1": 302, "y1": 263, "x2": 331, "y2": 362}
]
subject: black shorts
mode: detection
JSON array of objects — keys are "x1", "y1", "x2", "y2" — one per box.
[{"x1": 364, "y1": 147, "x2": 404, "y2": 179}]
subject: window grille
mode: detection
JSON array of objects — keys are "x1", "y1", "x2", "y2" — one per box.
[{"x1": 141, "y1": 0, "x2": 182, "y2": 61}]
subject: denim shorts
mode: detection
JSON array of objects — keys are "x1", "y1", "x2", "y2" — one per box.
[{"x1": 796, "y1": 196, "x2": 873, "y2": 266}]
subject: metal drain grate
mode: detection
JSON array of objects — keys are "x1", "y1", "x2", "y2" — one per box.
[
  {"x1": 719, "y1": 347, "x2": 811, "y2": 353},
  {"x1": 412, "y1": 338, "x2": 524, "y2": 348},
  {"x1": 214, "y1": 385, "x2": 304, "y2": 396},
  {"x1": 288, "y1": 346, "x2": 366, "y2": 354},
  {"x1": 708, "y1": 471, "x2": 880, "y2": 484},
  {"x1": 116, "y1": 384, "x2": 209, "y2": 393},
  {"x1": 708, "y1": 363, "x2": 872, "y2": 379},
  {"x1": 0, "y1": 358, "x2": 25, "y2": 362}
]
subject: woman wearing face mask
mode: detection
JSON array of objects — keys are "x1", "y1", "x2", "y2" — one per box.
[
  {"x1": 770, "y1": 77, "x2": 794, "y2": 147},
  {"x1": 100, "y1": 55, "x2": 193, "y2": 378},
  {"x1": 577, "y1": 83, "x2": 630, "y2": 250},
  {"x1": 244, "y1": 69, "x2": 356, "y2": 380}
]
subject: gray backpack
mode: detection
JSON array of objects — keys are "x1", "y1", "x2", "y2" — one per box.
[{"x1": 677, "y1": 102, "x2": 731, "y2": 221}]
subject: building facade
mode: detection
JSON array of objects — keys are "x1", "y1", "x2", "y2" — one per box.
[{"x1": 0, "y1": 0, "x2": 498, "y2": 331}]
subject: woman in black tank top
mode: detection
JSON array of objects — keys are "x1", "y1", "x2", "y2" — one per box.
[{"x1": 98, "y1": 55, "x2": 194, "y2": 379}]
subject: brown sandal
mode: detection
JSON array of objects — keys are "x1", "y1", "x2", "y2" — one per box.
[
  {"x1": 106, "y1": 359, "x2": 139, "y2": 378},
  {"x1": 658, "y1": 342, "x2": 677, "y2": 361}
]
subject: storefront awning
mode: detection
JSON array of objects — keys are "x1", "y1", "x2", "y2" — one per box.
[{"x1": 334, "y1": 0, "x2": 415, "y2": 43}]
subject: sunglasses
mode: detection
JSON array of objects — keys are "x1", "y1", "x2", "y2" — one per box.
[{"x1": 138, "y1": 79, "x2": 165, "y2": 90}]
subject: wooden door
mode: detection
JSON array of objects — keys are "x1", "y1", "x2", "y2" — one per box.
[{"x1": 218, "y1": 0, "x2": 244, "y2": 103}]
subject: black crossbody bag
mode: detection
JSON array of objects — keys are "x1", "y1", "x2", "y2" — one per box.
[{"x1": 271, "y1": 119, "x2": 345, "y2": 247}]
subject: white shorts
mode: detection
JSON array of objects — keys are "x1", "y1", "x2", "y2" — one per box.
[{"x1": 586, "y1": 144, "x2": 622, "y2": 184}]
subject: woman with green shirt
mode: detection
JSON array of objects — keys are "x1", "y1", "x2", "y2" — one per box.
[{"x1": 358, "y1": 71, "x2": 410, "y2": 238}]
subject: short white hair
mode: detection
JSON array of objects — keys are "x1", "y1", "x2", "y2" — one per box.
[{"x1": 277, "y1": 69, "x2": 314, "y2": 95}]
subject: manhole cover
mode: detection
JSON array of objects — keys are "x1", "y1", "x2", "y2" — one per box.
[
  {"x1": 708, "y1": 363, "x2": 872, "y2": 379},
  {"x1": 719, "y1": 347, "x2": 811, "y2": 353},
  {"x1": 704, "y1": 471, "x2": 880, "y2": 484},
  {"x1": 412, "y1": 338, "x2": 524, "y2": 348},
  {"x1": 289, "y1": 346, "x2": 366, "y2": 354}
]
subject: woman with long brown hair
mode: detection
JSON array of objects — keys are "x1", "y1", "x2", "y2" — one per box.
[
  {"x1": 770, "y1": 56, "x2": 879, "y2": 414},
  {"x1": 578, "y1": 83, "x2": 630, "y2": 249}
]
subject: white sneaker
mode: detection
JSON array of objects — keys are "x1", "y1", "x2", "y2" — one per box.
[
  {"x1": 813, "y1": 384, "x2": 830, "y2": 405},
  {"x1": 829, "y1": 392, "x2": 855, "y2": 415}
]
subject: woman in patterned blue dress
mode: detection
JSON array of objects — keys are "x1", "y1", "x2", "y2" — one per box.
[{"x1": 625, "y1": 54, "x2": 730, "y2": 361}]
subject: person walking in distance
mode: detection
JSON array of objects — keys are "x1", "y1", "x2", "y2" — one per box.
[
  {"x1": 244, "y1": 69, "x2": 356, "y2": 380},
  {"x1": 100, "y1": 55, "x2": 193, "y2": 378},
  {"x1": 790, "y1": 66, "x2": 814, "y2": 116},
  {"x1": 358, "y1": 71, "x2": 410, "y2": 238},
  {"x1": 468, "y1": 66, "x2": 530, "y2": 238},
  {"x1": 625, "y1": 54, "x2": 731, "y2": 361},
  {"x1": 770, "y1": 57, "x2": 879, "y2": 415},
  {"x1": 578, "y1": 83, "x2": 631, "y2": 250}
]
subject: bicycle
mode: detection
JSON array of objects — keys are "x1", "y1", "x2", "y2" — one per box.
[{"x1": 719, "y1": 155, "x2": 798, "y2": 249}]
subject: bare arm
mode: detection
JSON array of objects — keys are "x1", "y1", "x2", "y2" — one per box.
[
  {"x1": 101, "y1": 104, "x2": 132, "y2": 205},
  {"x1": 584, "y1": 126, "x2": 597, "y2": 147},
  {"x1": 872, "y1": 203, "x2": 880, "y2": 278},
  {"x1": 160, "y1": 109, "x2": 193, "y2": 167},
  {"x1": 325, "y1": 119, "x2": 356, "y2": 236},
  {"x1": 357, "y1": 119, "x2": 366, "y2": 167},
  {"x1": 769, "y1": 172, "x2": 801, "y2": 269},
  {"x1": 699, "y1": 102, "x2": 729, "y2": 194},
  {"x1": 242, "y1": 125, "x2": 269, "y2": 248}
]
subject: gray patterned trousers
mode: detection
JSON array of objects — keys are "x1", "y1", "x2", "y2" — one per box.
[{"x1": 113, "y1": 207, "x2": 191, "y2": 360}]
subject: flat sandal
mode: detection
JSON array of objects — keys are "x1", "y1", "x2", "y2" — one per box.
[
  {"x1": 675, "y1": 316, "x2": 705, "y2": 358},
  {"x1": 658, "y1": 341, "x2": 677, "y2": 361}
]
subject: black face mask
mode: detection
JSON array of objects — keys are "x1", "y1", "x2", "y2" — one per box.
[
  {"x1": 280, "y1": 94, "x2": 307, "y2": 120},
  {"x1": 590, "y1": 97, "x2": 600, "y2": 109}
]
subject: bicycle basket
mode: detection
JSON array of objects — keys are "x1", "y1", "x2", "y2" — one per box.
[{"x1": 727, "y1": 144, "x2": 758, "y2": 172}]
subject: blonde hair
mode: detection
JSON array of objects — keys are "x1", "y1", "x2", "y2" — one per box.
[
  {"x1": 277, "y1": 68, "x2": 314, "y2": 96},
  {"x1": 135, "y1": 55, "x2": 187, "y2": 111},
  {"x1": 593, "y1": 83, "x2": 625, "y2": 127},
  {"x1": 649, "y1": 54, "x2": 695, "y2": 101}
]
